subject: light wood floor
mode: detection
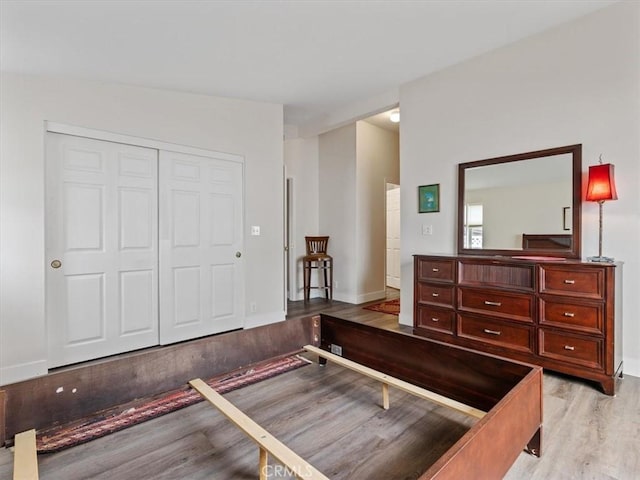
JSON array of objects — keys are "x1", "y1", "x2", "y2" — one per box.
[
  {"x1": 504, "y1": 370, "x2": 639, "y2": 480},
  {"x1": 1, "y1": 291, "x2": 638, "y2": 479}
]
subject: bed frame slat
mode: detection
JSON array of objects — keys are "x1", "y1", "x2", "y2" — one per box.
[
  {"x1": 189, "y1": 378, "x2": 329, "y2": 480},
  {"x1": 13, "y1": 429, "x2": 39, "y2": 480}
]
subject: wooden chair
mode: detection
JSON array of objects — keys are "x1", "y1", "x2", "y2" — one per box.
[{"x1": 303, "y1": 236, "x2": 333, "y2": 302}]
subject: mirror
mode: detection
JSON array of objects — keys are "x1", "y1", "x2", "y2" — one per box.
[{"x1": 458, "y1": 144, "x2": 582, "y2": 259}]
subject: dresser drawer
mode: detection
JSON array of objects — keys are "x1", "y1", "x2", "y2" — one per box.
[
  {"x1": 458, "y1": 260, "x2": 534, "y2": 290},
  {"x1": 416, "y1": 283, "x2": 455, "y2": 307},
  {"x1": 539, "y1": 298, "x2": 604, "y2": 335},
  {"x1": 539, "y1": 329, "x2": 603, "y2": 370},
  {"x1": 416, "y1": 305, "x2": 455, "y2": 334},
  {"x1": 458, "y1": 314, "x2": 534, "y2": 353},
  {"x1": 416, "y1": 257, "x2": 455, "y2": 283},
  {"x1": 539, "y1": 266, "x2": 605, "y2": 300},
  {"x1": 458, "y1": 287, "x2": 534, "y2": 323}
]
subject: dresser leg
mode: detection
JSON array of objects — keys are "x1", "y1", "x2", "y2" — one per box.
[
  {"x1": 599, "y1": 377, "x2": 615, "y2": 396},
  {"x1": 525, "y1": 427, "x2": 542, "y2": 457}
]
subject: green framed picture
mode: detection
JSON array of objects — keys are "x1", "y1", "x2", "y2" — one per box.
[{"x1": 418, "y1": 184, "x2": 440, "y2": 213}]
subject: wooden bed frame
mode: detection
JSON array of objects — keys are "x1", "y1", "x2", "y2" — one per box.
[
  {"x1": 317, "y1": 315, "x2": 542, "y2": 479},
  {"x1": 188, "y1": 343, "x2": 489, "y2": 480},
  {"x1": 2, "y1": 314, "x2": 542, "y2": 479}
]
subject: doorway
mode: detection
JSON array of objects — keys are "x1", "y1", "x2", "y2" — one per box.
[
  {"x1": 386, "y1": 183, "x2": 401, "y2": 290},
  {"x1": 285, "y1": 176, "x2": 294, "y2": 304}
]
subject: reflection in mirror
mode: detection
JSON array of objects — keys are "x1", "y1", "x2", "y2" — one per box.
[
  {"x1": 463, "y1": 154, "x2": 572, "y2": 249},
  {"x1": 458, "y1": 144, "x2": 582, "y2": 259}
]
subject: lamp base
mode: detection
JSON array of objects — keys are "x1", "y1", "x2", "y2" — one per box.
[{"x1": 587, "y1": 255, "x2": 615, "y2": 263}]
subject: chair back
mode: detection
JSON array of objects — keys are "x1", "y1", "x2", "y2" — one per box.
[{"x1": 305, "y1": 236, "x2": 329, "y2": 255}]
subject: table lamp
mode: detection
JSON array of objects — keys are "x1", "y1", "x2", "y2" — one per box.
[{"x1": 585, "y1": 157, "x2": 617, "y2": 262}]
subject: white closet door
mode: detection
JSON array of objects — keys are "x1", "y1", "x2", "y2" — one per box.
[
  {"x1": 46, "y1": 133, "x2": 159, "y2": 367},
  {"x1": 159, "y1": 151, "x2": 244, "y2": 344}
]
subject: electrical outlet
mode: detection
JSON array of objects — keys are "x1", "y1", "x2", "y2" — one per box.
[
  {"x1": 334, "y1": 280, "x2": 339, "y2": 289},
  {"x1": 250, "y1": 302, "x2": 257, "y2": 312},
  {"x1": 422, "y1": 224, "x2": 433, "y2": 235},
  {"x1": 330, "y1": 344, "x2": 343, "y2": 356},
  {"x1": 251, "y1": 226, "x2": 260, "y2": 236}
]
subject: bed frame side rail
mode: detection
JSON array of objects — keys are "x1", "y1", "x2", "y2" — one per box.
[{"x1": 420, "y1": 368, "x2": 543, "y2": 480}]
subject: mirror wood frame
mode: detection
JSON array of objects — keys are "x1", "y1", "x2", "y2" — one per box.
[{"x1": 457, "y1": 144, "x2": 582, "y2": 259}]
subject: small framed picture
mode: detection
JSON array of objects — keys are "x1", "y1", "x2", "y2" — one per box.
[{"x1": 418, "y1": 184, "x2": 440, "y2": 213}]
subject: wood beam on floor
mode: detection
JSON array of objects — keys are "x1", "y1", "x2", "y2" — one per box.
[
  {"x1": 189, "y1": 378, "x2": 329, "y2": 480},
  {"x1": 12, "y1": 429, "x2": 38, "y2": 480}
]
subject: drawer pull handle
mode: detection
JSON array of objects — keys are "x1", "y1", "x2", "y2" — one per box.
[
  {"x1": 564, "y1": 345, "x2": 575, "y2": 351},
  {"x1": 431, "y1": 293, "x2": 439, "y2": 297},
  {"x1": 432, "y1": 268, "x2": 440, "y2": 272},
  {"x1": 484, "y1": 301, "x2": 502, "y2": 307},
  {"x1": 483, "y1": 328, "x2": 501, "y2": 336},
  {"x1": 563, "y1": 312, "x2": 575, "y2": 317},
  {"x1": 431, "y1": 318, "x2": 440, "y2": 322},
  {"x1": 564, "y1": 279, "x2": 576, "y2": 284}
]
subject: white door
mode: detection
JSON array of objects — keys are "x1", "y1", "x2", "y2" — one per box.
[
  {"x1": 46, "y1": 133, "x2": 159, "y2": 367},
  {"x1": 386, "y1": 185, "x2": 401, "y2": 289},
  {"x1": 159, "y1": 151, "x2": 244, "y2": 344}
]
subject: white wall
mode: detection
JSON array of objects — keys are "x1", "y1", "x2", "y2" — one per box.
[
  {"x1": 319, "y1": 124, "x2": 358, "y2": 301},
  {"x1": 317, "y1": 122, "x2": 400, "y2": 303},
  {"x1": 0, "y1": 73, "x2": 284, "y2": 385},
  {"x1": 467, "y1": 181, "x2": 572, "y2": 249},
  {"x1": 399, "y1": 1, "x2": 640, "y2": 376},
  {"x1": 283, "y1": 137, "x2": 320, "y2": 300},
  {"x1": 356, "y1": 121, "x2": 400, "y2": 300}
]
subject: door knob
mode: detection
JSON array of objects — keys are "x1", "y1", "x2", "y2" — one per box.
[
  {"x1": 235, "y1": 252, "x2": 242, "y2": 258},
  {"x1": 51, "y1": 259, "x2": 62, "y2": 269}
]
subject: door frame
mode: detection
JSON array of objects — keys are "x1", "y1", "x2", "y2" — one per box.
[
  {"x1": 385, "y1": 181, "x2": 401, "y2": 290},
  {"x1": 284, "y1": 173, "x2": 297, "y2": 305},
  {"x1": 46, "y1": 122, "x2": 243, "y2": 163}
]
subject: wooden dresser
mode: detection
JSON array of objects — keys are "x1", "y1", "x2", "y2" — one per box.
[{"x1": 413, "y1": 255, "x2": 622, "y2": 395}]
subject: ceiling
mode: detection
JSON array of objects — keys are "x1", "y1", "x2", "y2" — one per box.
[
  {"x1": 364, "y1": 110, "x2": 400, "y2": 133},
  {"x1": 0, "y1": 0, "x2": 616, "y2": 130}
]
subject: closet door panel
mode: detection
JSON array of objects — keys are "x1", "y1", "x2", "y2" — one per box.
[
  {"x1": 46, "y1": 133, "x2": 159, "y2": 367},
  {"x1": 159, "y1": 151, "x2": 244, "y2": 344}
]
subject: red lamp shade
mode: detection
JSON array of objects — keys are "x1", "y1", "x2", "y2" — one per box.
[{"x1": 586, "y1": 163, "x2": 618, "y2": 202}]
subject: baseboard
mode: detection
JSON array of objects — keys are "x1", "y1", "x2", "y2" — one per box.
[
  {"x1": 355, "y1": 290, "x2": 386, "y2": 304},
  {"x1": 288, "y1": 291, "x2": 304, "y2": 302},
  {"x1": 0, "y1": 360, "x2": 47, "y2": 387},
  {"x1": 244, "y1": 309, "x2": 286, "y2": 329},
  {"x1": 623, "y1": 358, "x2": 640, "y2": 378},
  {"x1": 398, "y1": 311, "x2": 413, "y2": 327}
]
